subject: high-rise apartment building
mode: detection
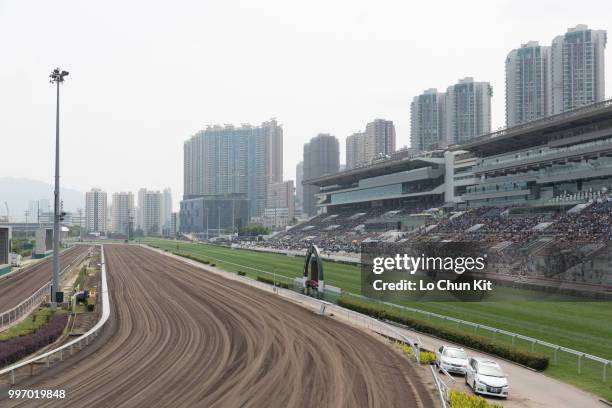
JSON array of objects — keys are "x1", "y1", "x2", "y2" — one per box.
[
  {"x1": 170, "y1": 212, "x2": 179, "y2": 236},
  {"x1": 183, "y1": 126, "x2": 249, "y2": 198},
  {"x1": 346, "y1": 131, "x2": 366, "y2": 169},
  {"x1": 505, "y1": 41, "x2": 552, "y2": 127},
  {"x1": 248, "y1": 119, "x2": 283, "y2": 218},
  {"x1": 161, "y1": 188, "x2": 172, "y2": 235},
  {"x1": 85, "y1": 188, "x2": 107, "y2": 234},
  {"x1": 346, "y1": 119, "x2": 396, "y2": 169},
  {"x1": 444, "y1": 77, "x2": 492, "y2": 144},
  {"x1": 264, "y1": 180, "x2": 295, "y2": 228},
  {"x1": 183, "y1": 119, "x2": 283, "y2": 219},
  {"x1": 551, "y1": 25, "x2": 607, "y2": 114},
  {"x1": 111, "y1": 192, "x2": 134, "y2": 235},
  {"x1": 303, "y1": 134, "x2": 339, "y2": 217},
  {"x1": 365, "y1": 119, "x2": 395, "y2": 161},
  {"x1": 295, "y1": 161, "x2": 303, "y2": 213},
  {"x1": 410, "y1": 89, "x2": 446, "y2": 152},
  {"x1": 138, "y1": 189, "x2": 162, "y2": 236}
]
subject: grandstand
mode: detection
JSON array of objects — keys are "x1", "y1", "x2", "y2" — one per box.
[{"x1": 256, "y1": 99, "x2": 612, "y2": 289}]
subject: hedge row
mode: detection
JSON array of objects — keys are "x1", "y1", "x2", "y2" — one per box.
[
  {"x1": 337, "y1": 296, "x2": 549, "y2": 371},
  {"x1": 449, "y1": 390, "x2": 503, "y2": 408},
  {"x1": 0, "y1": 314, "x2": 68, "y2": 367},
  {"x1": 173, "y1": 252, "x2": 210, "y2": 264},
  {"x1": 256, "y1": 276, "x2": 289, "y2": 289}
]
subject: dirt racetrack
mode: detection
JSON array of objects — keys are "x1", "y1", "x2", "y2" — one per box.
[
  {"x1": 0, "y1": 245, "x2": 90, "y2": 313},
  {"x1": 1, "y1": 245, "x2": 434, "y2": 407}
]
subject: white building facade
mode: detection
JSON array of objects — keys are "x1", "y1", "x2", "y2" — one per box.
[
  {"x1": 85, "y1": 188, "x2": 107, "y2": 234},
  {"x1": 111, "y1": 192, "x2": 134, "y2": 235}
]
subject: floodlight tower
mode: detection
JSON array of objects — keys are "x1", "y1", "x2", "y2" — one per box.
[{"x1": 50, "y1": 67, "x2": 69, "y2": 306}]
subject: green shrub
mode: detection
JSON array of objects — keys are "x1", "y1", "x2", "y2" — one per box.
[
  {"x1": 86, "y1": 303, "x2": 95, "y2": 312},
  {"x1": 394, "y1": 340, "x2": 415, "y2": 358},
  {"x1": 237, "y1": 271, "x2": 247, "y2": 276},
  {"x1": 449, "y1": 390, "x2": 503, "y2": 408},
  {"x1": 337, "y1": 296, "x2": 549, "y2": 371},
  {"x1": 256, "y1": 276, "x2": 289, "y2": 289},
  {"x1": 420, "y1": 351, "x2": 436, "y2": 364}
]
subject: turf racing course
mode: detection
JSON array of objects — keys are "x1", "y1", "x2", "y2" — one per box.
[{"x1": 2, "y1": 245, "x2": 434, "y2": 407}]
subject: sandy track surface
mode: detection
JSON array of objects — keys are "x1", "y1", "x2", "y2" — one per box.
[
  {"x1": 2, "y1": 245, "x2": 434, "y2": 407},
  {"x1": 0, "y1": 246, "x2": 90, "y2": 313}
]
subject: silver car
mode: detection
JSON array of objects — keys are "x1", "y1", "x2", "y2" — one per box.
[
  {"x1": 466, "y1": 357, "x2": 509, "y2": 398},
  {"x1": 435, "y1": 346, "x2": 468, "y2": 375}
]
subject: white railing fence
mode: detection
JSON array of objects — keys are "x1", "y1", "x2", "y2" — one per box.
[{"x1": 430, "y1": 364, "x2": 455, "y2": 408}]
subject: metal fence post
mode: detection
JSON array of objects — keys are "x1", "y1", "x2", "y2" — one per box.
[
  {"x1": 603, "y1": 362, "x2": 607, "y2": 383},
  {"x1": 578, "y1": 354, "x2": 582, "y2": 374}
]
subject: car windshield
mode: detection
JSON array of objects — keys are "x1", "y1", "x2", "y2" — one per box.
[
  {"x1": 479, "y1": 365, "x2": 505, "y2": 377},
  {"x1": 443, "y1": 349, "x2": 467, "y2": 359}
]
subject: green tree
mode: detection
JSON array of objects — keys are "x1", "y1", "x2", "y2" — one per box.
[{"x1": 238, "y1": 223, "x2": 271, "y2": 236}]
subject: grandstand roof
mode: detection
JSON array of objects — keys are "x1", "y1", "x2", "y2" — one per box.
[
  {"x1": 304, "y1": 155, "x2": 444, "y2": 187},
  {"x1": 452, "y1": 98, "x2": 612, "y2": 156}
]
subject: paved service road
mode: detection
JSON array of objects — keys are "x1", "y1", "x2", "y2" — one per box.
[
  {"x1": 2, "y1": 245, "x2": 434, "y2": 408},
  {"x1": 0, "y1": 246, "x2": 90, "y2": 313}
]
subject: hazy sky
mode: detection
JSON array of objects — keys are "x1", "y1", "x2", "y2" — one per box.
[{"x1": 1, "y1": 0, "x2": 611, "y2": 210}]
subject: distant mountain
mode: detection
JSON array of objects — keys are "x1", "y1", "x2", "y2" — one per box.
[{"x1": 0, "y1": 177, "x2": 84, "y2": 222}]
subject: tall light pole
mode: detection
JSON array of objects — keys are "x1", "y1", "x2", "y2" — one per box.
[{"x1": 50, "y1": 67, "x2": 69, "y2": 306}]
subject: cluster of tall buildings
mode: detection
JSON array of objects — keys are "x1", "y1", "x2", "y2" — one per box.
[
  {"x1": 410, "y1": 78, "x2": 493, "y2": 152},
  {"x1": 179, "y1": 24, "x2": 607, "y2": 227},
  {"x1": 506, "y1": 25, "x2": 606, "y2": 126},
  {"x1": 85, "y1": 187, "x2": 174, "y2": 237},
  {"x1": 411, "y1": 24, "x2": 607, "y2": 152}
]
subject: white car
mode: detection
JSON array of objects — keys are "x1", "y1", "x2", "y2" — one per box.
[
  {"x1": 466, "y1": 357, "x2": 509, "y2": 398},
  {"x1": 435, "y1": 346, "x2": 468, "y2": 375}
]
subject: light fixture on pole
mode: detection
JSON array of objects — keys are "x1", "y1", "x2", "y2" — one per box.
[{"x1": 50, "y1": 67, "x2": 69, "y2": 306}]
